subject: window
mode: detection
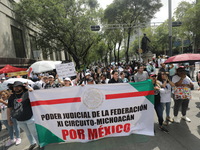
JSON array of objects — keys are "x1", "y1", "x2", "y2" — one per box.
[
  {"x1": 29, "y1": 35, "x2": 37, "y2": 59},
  {"x1": 11, "y1": 26, "x2": 26, "y2": 58}
]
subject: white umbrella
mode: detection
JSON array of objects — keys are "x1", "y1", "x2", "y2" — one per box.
[
  {"x1": 28, "y1": 61, "x2": 62, "y2": 73},
  {"x1": 2, "y1": 78, "x2": 35, "y2": 87}
]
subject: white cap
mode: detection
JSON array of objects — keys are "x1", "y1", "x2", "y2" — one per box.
[
  {"x1": 64, "y1": 77, "x2": 71, "y2": 81},
  {"x1": 85, "y1": 72, "x2": 91, "y2": 76},
  {"x1": 48, "y1": 75, "x2": 54, "y2": 78},
  {"x1": 1, "y1": 77, "x2": 5, "y2": 80}
]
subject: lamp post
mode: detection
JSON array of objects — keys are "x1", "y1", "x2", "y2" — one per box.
[{"x1": 168, "y1": 0, "x2": 172, "y2": 56}]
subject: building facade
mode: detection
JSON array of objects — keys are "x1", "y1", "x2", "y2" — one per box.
[{"x1": 0, "y1": 0, "x2": 65, "y2": 68}]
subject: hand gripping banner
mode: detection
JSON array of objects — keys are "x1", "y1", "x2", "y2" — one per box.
[{"x1": 29, "y1": 79, "x2": 154, "y2": 147}]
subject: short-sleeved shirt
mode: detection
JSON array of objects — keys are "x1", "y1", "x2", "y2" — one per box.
[
  {"x1": 134, "y1": 71, "x2": 149, "y2": 82},
  {"x1": 8, "y1": 91, "x2": 33, "y2": 121},
  {"x1": 172, "y1": 75, "x2": 192, "y2": 100}
]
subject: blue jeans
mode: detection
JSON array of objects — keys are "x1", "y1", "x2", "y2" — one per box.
[
  {"x1": 2, "y1": 118, "x2": 20, "y2": 140},
  {"x1": 17, "y1": 117, "x2": 38, "y2": 145},
  {"x1": 154, "y1": 102, "x2": 164, "y2": 126},
  {"x1": 161, "y1": 102, "x2": 171, "y2": 118}
]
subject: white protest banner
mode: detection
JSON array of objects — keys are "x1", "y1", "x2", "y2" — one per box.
[
  {"x1": 29, "y1": 80, "x2": 155, "y2": 147},
  {"x1": 55, "y1": 62, "x2": 76, "y2": 78}
]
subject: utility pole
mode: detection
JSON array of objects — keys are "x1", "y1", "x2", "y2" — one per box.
[
  {"x1": 168, "y1": 0, "x2": 172, "y2": 56},
  {"x1": 138, "y1": 26, "x2": 142, "y2": 62}
]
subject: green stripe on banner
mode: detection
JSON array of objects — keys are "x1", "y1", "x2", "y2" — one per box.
[
  {"x1": 36, "y1": 124, "x2": 65, "y2": 147},
  {"x1": 129, "y1": 79, "x2": 154, "y2": 105}
]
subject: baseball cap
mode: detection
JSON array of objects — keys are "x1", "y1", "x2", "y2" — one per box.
[
  {"x1": 177, "y1": 66, "x2": 185, "y2": 70},
  {"x1": 64, "y1": 77, "x2": 71, "y2": 81},
  {"x1": 150, "y1": 73, "x2": 157, "y2": 77},
  {"x1": 85, "y1": 72, "x2": 91, "y2": 76},
  {"x1": 1, "y1": 77, "x2": 5, "y2": 80},
  {"x1": 48, "y1": 75, "x2": 54, "y2": 78}
]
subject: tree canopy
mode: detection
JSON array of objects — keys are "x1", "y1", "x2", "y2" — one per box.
[
  {"x1": 15, "y1": 0, "x2": 102, "y2": 69},
  {"x1": 104, "y1": 0, "x2": 162, "y2": 63}
]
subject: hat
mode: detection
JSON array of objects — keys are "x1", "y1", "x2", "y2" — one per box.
[
  {"x1": 13, "y1": 81, "x2": 24, "y2": 87},
  {"x1": 150, "y1": 73, "x2": 157, "y2": 77},
  {"x1": 1, "y1": 77, "x2": 5, "y2": 80},
  {"x1": 85, "y1": 72, "x2": 91, "y2": 76},
  {"x1": 177, "y1": 66, "x2": 185, "y2": 70},
  {"x1": 177, "y1": 66, "x2": 186, "y2": 72},
  {"x1": 48, "y1": 75, "x2": 54, "y2": 78},
  {"x1": 64, "y1": 77, "x2": 71, "y2": 81}
]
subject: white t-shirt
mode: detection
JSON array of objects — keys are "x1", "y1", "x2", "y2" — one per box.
[
  {"x1": 0, "y1": 100, "x2": 8, "y2": 120},
  {"x1": 159, "y1": 83, "x2": 172, "y2": 103},
  {"x1": 172, "y1": 75, "x2": 192, "y2": 85}
]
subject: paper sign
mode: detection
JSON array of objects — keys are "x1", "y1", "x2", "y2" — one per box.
[{"x1": 56, "y1": 62, "x2": 76, "y2": 78}]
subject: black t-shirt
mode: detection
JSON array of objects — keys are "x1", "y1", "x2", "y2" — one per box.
[
  {"x1": 8, "y1": 91, "x2": 33, "y2": 121},
  {"x1": 108, "y1": 78, "x2": 123, "y2": 84}
]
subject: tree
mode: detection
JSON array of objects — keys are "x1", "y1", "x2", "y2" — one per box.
[
  {"x1": 14, "y1": 0, "x2": 102, "y2": 69},
  {"x1": 104, "y1": 0, "x2": 162, "y2": 63},
  {"x1": 174, "y1": 1, "x2": 200, "y2": 53}
]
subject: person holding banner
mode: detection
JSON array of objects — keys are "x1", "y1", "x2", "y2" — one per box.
[
  {"x1": 7, "y1": 81, "x2": 39, "y2": 150},
  {"x1": 149, "y1": 74, "x2": 169, "y2": 133}
]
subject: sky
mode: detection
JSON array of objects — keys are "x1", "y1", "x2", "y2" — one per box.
[{"x1": 98, "y1": 0, "x2": 195, "y2": 23}]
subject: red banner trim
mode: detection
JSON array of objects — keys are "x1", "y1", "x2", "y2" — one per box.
[
  {"x1": 31, "y1": 97, "x2": 81, "y2": 106},
  {"x1": 105, "y1": 90, "x2": 154, "y2": 100}
]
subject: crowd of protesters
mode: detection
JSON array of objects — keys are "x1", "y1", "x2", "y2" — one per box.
[{"x1": 0, "y1": 56, "x2": 200, "y2": 149}]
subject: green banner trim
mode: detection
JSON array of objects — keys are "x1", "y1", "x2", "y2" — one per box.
[
  {"x1": 129, "y1": 79, "x2": 154, "y2": 105},
  {"x1": 36, "y1": 124, "x2": 65, "y2": 147}
]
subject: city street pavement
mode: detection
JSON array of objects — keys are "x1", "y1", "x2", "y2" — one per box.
[{"x1": 1, "y1": 89, "x2": 199, "y2": 150}]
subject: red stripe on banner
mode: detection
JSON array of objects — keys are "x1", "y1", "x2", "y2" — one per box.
[
  {"x1": 31, "y1": 97, "x2": 81, "y2": 106},
  {"x1": 105, "y1": 90, "x2": 154, "y2": 100}
]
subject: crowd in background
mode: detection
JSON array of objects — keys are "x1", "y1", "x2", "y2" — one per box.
[{"x1": 0, "y1": 55, "x2": 200, "y2": 149}]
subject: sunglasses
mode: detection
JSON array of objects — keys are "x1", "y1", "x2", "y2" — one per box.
[{"x1": 151, "y1": 75, "x2": 157, "y2": 77}]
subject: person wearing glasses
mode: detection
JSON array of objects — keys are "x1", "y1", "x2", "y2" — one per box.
[{"x1": 150, "y1": 73, "x2": 169, "y2": 133}]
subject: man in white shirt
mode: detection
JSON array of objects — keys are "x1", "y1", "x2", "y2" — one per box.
[{"x1": 134, "y1": 65, "x2": 149, "y2": 82}]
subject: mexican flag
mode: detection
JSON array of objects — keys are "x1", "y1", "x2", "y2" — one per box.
[{"x1": 29, "y1": 79, "x2": 154, "y2": 147}]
